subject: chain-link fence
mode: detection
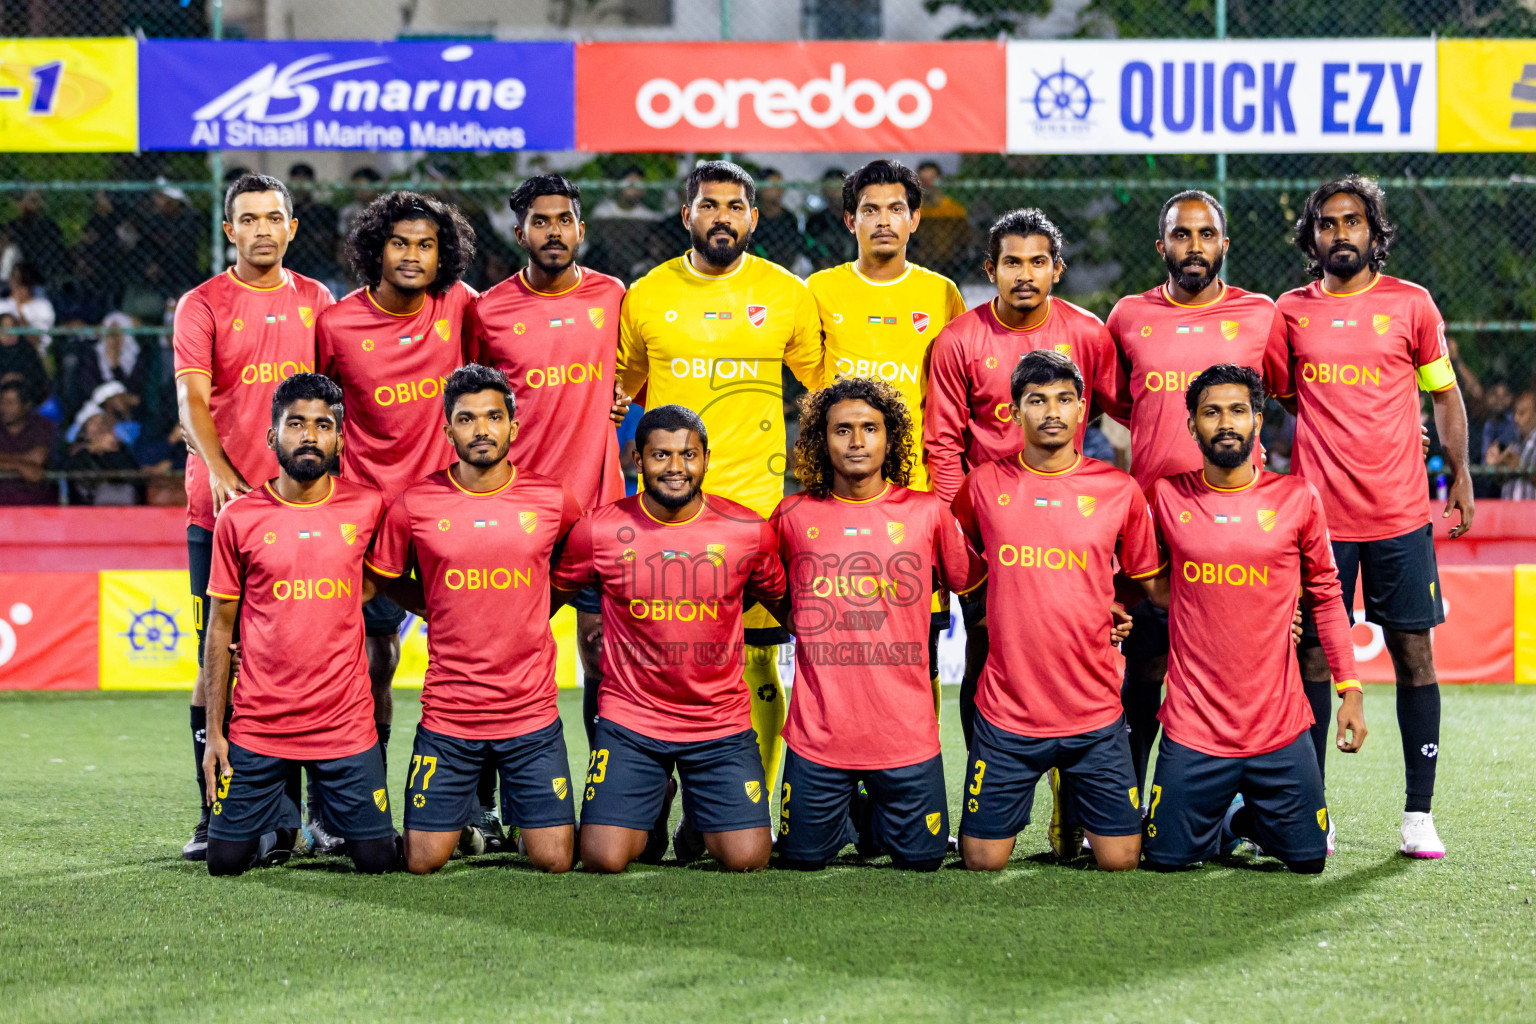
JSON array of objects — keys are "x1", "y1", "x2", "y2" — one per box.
[{"x1": 2, "y1": 0, "x2": 1533, "y2": 505}]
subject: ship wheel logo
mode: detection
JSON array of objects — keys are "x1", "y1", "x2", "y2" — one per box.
[
  {"x1": 120, "y1": 601, "x2": 182, "y2": 653},
  {"x1": 1032, "y1": 61, "x2": 1094, "y2": 121}
]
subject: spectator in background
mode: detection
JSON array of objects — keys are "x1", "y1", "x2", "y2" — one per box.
[
  {"x1": 591, "y1": 166, "x2": 662, "y2": 220},
  {"x1": 3, "y1": 191, "x2": 69, "y2": 284},
  {"x1": 0, "y1": 262, "x2": 56, "y2": 348},
  {"x1": 804, "y1": 167, "x2": 851, "y2": 270},
  {"x1": 1481, "y1": 379, "x2": 1518, "y2": 461},
  {"x1": 284, "y1": 163, "x2": 341, "y2": 288},
  {"x1": 912, "y1": 161, "x2": 971, "y2": 278},
  {"x1": 0, "y1": 380, "x2": 54, "y2": 505},
  {"x1": 1490, "y1": 390, "x2": 1536, "y2": 499},
  {"x1": 752, "y1": 169, "x2": 802, "y2": 269},
  {"x1": 62, "y1": 407, "x2": 141, "y2": 505},
  {"x1": 0, "y1": 313, "x2": 50, "y2": 404},
  {"x1": 337, "y1": 167, "x2": 383, "y2": 243},
  {"x1": 67, "y1": 312, "x2": 149, "y2": 408},
  {"x1": 119, "y1": 261, "x2": 173, "y2": 324},
  {"x1": 140, "y1": 187, "x2": 203, "y2": 292}
]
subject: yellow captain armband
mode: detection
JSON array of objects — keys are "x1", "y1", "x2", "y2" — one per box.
[
  {"x1": 1415, "y1": 355, "x2": 1456, "y2": 392},
  {"x1": 1335, "y1": 679, "x2": 1363, "y2": 695}
]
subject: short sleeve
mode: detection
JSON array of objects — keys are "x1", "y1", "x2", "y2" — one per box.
[
  {"x1": 944, "y1": 280, "x2": 967, "y2": 323},
  {"x1": 365, "y1": 494, "x2": 414, "y2": 579},
  {"x1": 1087, "y1": 319, "x2": 1131, "y2": 424},
  {"x1": 315, "y1": 306, "x2": 339, "y2": 380},
  {"x1": 172, "y1": 291, "x2": 217, "y2": 379},
  {"x1": 933, "y1": 501, "x2": 986, "y2": 595},
  {"x1": 1116, "y1": 485, "x2": 1166, "y2": 579},
  {"x1": 784, "y1": 280, "x2": 825, "y2": 391},
  {"x1": 747, "y1": 518, "x2": 788, "y2": 601},
  {"x1": 1262, "y1": 304, "x2": 1293, "y2": 400},
  {"x1": 557, "y1": 483, "x2": 583, "y2": 541},
  {"x1": 923, "y1": 323, "x2": 971, "y2": 507},
  {"x1": 950, "y1": 472, "x2": 984, "y2": 555},
  {"x1": 1103, "y1": 302, "x2": 1135, "y2": 416},
  {"x1": 206, "y1": 511, "x2": 246, "y2": 601},
  {"x1": 551, "y1": 515, "x2": 597, "y2": 592},
  {"x1": 1412, "y1": 292, "x2": 1455, "y2": 392},
  {"x1": 616, "y1": 291, "x2": 650, "y2": 401}
]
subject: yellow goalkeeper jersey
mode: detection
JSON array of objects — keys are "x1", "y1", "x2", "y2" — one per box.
[
  {"x1": 618, "y1": 252, "x2": 824, "y2": 519},
  {"x1": 807, "y1": 261, "x2": 966, "y2": 491}
]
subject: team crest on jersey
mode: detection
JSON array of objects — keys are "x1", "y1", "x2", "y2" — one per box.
[
  {"x1": 588, "y1": 307, "x2": 605, "y2": 329},
  {"x1": 438, "y1": 518, "x2": 451, "y2": 532},
  {"x1": 519, "y1": 511, "x2": 538, "y2": 534},
  {"x1": 298, "y1": 306, "x2": 314, "y2": 328},
  {"x1": 232, "y1": 318, "x2": 244, "y2": 331},
  {"x1": 1220, "y1": 320, "x2": 1240, "y2": 341},
  {"x1": 1139, "y1": 325, "x2": 1152, "y2": 337},
  {"x1": 1128, "y1": 787, "x2": 1139, "y2": 809},
  {"x1": 1054, "y1": 343, "x2": 1072, "y2": 356},
  {"x1": 912, "y1": 311, "x2": 930, "y2": 334},
  {"x1": 263, "y1": 531, "x2": 276, "y2": 545},
  {"x1": 985, "y1": 356, "x2": 998, "y2": 369},
  {"x1": 373, "y1": 788, "x2": 388, "y2": 812},
  {"x1": 887, "y1": 521, "x2": 906, "y2": 545},
  {"x1": 806, "y1": 526, "x2": 819, "y2": 539},
  {"x1": 747, "y1": 304, "x2": 767, "y2": 328},
  {"x1": 1258, "y1": 509, "x2": 1276, "y2": 533},
  {"x1": 553, "y1": 777, "x2": 569, "y2": 800},
  {"x1": 433, "y1": 319, "x2": 450, "y2": 341},
  {"x1": 745, "y1": 780, "x2": 762, "y2": 804},
  {"x1": 1077, "y1": 495, "x2": 1096, "y2": 517},
  {"x1": 1316, "y1": 808, "x2": 1328, "y2": 831},
  {"x1": 1373, "y1": 314, "x2": 1392, "y2": 335},
  {"x1": 706, "y1": 543, "x2": 727, "y2": 565},
  {"x1": 926, "y1": 812, "x2": 942, "y2": 835},
  {"x1": 340, "y1": 523, "x2": 358, "y2": 546}
]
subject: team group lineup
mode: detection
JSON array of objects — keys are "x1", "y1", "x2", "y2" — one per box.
[{"x1": 173, "y1": 155, "x2": 1475, "y2": 878}]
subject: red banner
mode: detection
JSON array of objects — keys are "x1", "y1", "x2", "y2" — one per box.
[
  {"x1": 576, "y1": 41, "x2": 1006, "y2": 152},
  {"x1": 0, "y1": 573, "x2": 99, "y2": 690},
  {"x1": 1352, "y1": 566, "x2": 1512, "y2": 683}
]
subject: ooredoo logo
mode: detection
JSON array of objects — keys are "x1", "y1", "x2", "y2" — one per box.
[
  {"x1": 635, "y1": 64, "x2": 948, "y2": 132},
  {"x1": 0, "y1": 602, "x2": 32, "y2": 667}
]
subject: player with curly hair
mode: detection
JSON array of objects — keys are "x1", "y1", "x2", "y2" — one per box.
[
  {"x1": 762, "y1": 376, "x2": 982, "y2": 871},
  {"x1": 308, "y1": 192, "x2": 479, "y2": 849}
]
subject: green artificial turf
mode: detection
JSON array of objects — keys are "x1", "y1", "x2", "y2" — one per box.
[{"x1": 2, "y1": 684, "x2": 1534, "y2": 1023}]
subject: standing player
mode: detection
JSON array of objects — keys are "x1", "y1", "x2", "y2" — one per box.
[
  {"x1": 953, "y1": 351, "x2": 1165, "y2": 872},
  {"x1": 1280, "y1": 176, "x2": 1473, "y2": 858},
  {"x1": 1105, "y1": 191, "x2": 1290, "y2": 797},
  {"x1": 616, "y1": 160, "x2": 823, "y2": 844},
  {"x1": 768, "y1": 377, "x2": 982, "y2": 871},
  {"x1": 1143, "y1": 364, "x2": 1366, "y2": 874},
  {"x1": 471, "y1": 174, "x2": 630, "y2": 760},
  {"x1": 552, "y1": 405, "x2": 787, "y2": 873},
  {"x1": 926, "y1": 208, "x2": 1127, "y2": 749},
  {"x1": 174, "y1": 173, "x2": 333, "y2": 860},
  {"x1": 200, "y1": 374, "x2": 397, "y2": 876},
  {"x1": 316, "y1": 191, "x2": 478, "y2": 818},
  {"x1": 365, "y1": 365, "x2": 580, "y2": 874}
]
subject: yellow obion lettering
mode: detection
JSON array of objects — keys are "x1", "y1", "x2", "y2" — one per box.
[
  {"x1": 834, "y1": 357, "x2": 921, "y2": 385},
  {"x1": 627, "y1": 598, "x2": 722, "y2": 621},
  {"x1": 271, "y1": 578, "x2": 354, "y2": 600},
  {"x1": 239, "y1": 359, "x2": 314, "y2": 385},
  {"x1": 1142, "y1": 370, "x2": 1198, "y2": 393},
  {"x1": 996, "y1": 545, "x2": 1089, "y2": 572},
  {"x1": 1300, "y1": 362, "x2": 1383, "y2": 387},
  {"x1": 809, "y1": 575, "x2": 901, "y2": 599},
  {"x1": 443, "y1": 567, "x2": 534, "y2": 590},
  {"x1": 373, "y1": 376, "x2": 447, "y2": 406},
  {"x1": 525, "y1": 362, "x2": 604, "y2": 388},
  {"x1": 1180, "y1": 561, "x2": 1270, "y2": 587}
]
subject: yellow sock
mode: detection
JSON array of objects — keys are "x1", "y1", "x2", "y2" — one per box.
[
  {"x1": 745, "y1": 645, "x2": 786, "y2": 787},
  {"x1": 932, "y1": 674, "x2": 942, "y2": 722}
]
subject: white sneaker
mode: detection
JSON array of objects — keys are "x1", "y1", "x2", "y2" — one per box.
[
  {"x1": 1326, "y1": 814, "x2": 1336, "y2": 856},
  {"x1": 1400, "y1": 811, "x2": 1445, "y2": 859}
]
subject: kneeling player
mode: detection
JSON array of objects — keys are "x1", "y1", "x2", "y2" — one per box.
[
  {"x1": 953, "y1": 351, "x2": 1165, "y2": 872},
  {"x1": 201, "y1": 374, "x2": 398, "y2": 876},
  {"x1": 768, "y1": 377, "x2": 983, "y2": 871},
  {"x1": 366, "y1": 365, "x2": 581, "y2": 874},
  {"x1": 1143, "y1": 364, "x2": 1366, "y2": 874},
  {"x1": 553, "y1": 405, "x2": 786, "y2": 873}
]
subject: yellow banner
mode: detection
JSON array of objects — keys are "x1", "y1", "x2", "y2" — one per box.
[
  {"x1": 99, "y1": 570, "x2": 199, "y2": 690},
  {"x1": 393, "y1": 605, "x2": 579, "y2": 689},
  {"x1": 0, "y1": 38, "x2": 137, "y2": 152},
  {"x1": 1438, "y1": 39, "x2": 1536, "y2": 152}
]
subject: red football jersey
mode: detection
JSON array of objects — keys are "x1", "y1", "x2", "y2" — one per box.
[
  {"x1": 206, "y1": 477, "x2": 384, "y2": 760},
  {"x1": 772, "y1": 485, "x2": 984, "y2": 770},
  {"x1": 954, "y1": 454, "x2": 1165, "y2": 738},
  {"x1": 1106, "y1": 284, "x2": 1288, "y2": 491},
  {"x1": 172, "y1": 269, "x2": 334, "y2": 530},
  {"x1": 925, "y1": 298, "x2": 1126, "y2": 506},
  {"x1": 1278, "y1": 275, "x2": 1453, "y2": 542},
  {"x1": 316, "y1": 281, "x2": 477, "y2": 500},
  {"x1": 1150, "y1": 470, "x2": 1359, "y2": 758},
  {"x1": 366, "y1": 465, "x2": 582, "y2": 740},
  {"x1": 471, "y1": 268, "x2": 626, "y2": 515},
  {"x1": 551, "y1": 493, "x2": 787, "y2": 742}
]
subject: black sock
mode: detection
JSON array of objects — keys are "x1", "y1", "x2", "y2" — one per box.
[
  {"x1": 191, "y1": 706, "x2": 209, "y2": 809},
  {"x1": 206, "y1": 837, "x2": 260, "y2": 876},
  {"x1": 1285, "y1": 857, "x2": 1326, "y2": 875},
  {"x1": 583, "y1": 682, "x2": 600, "y2": 749},
  {"x1": 476, "y1": 764, "x2": 498, "y2": 810},
  {"x1": 1227, "y1": 804, "x2": 1256, "y2": 842},
  {"x1": 375, "y1": 721, "x2": 391, "y2": 773},
  {"x1": 960, "y1": 624, "x2": 987, "y2": 752},
  {"x1": 1121, "y1": 675, "x2": 1162, "y2": 797},
  {"x1": 1397, "y1": 684, "x2": 1440, "y2": 813},
  {"x1": 347, "y1": 835, "x2": 402, "y2": 874},
  {"x1": 1303, "y1": 677, "x2": 1332, "y2": 786}
]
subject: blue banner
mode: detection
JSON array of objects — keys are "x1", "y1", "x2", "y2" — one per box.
[{"x1": 139, "y1": 40, "x2": 574, "y2": 151}]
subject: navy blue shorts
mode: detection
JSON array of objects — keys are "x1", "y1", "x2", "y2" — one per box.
[
  {"x1": 209, "y1": 741, "x2": 393, "y2": 843},
  {"x1": 188, "y1": 525, "x2": 244, "y2": 662},
  {"x1": 572, "y1": 585, "x2": 603, "y2": 616},
  {"x1": 1143, "y1": 732, "x2": 1328, "y2": 867},
  {"x1": 403, "y1": 720, "x2": 575, "y2": 833},
  {"x1": 1303, "y1": 524, "x2": 1444, "y2": 636},
  {"x1": 580, "y1": 718, "x2": 769, "y2": 833},
  {"x1": 363, "y1": 592, "x2": 409, "y2": 638},
  {"x1": 959, "y1": 713, "x2": 1142, "y2": 840},
  {"x1": 776, "y1": 747, "x2": 948, "y2": 865},
  {"x1": 1121, "y1": 599, "x2": 1170, "y2": 664}
]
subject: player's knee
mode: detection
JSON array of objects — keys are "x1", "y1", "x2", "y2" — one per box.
[
  {"x1": 348, "y1": 835, "x2": 402, "y2": 874},
  {"x1": 1285, "y1": 856, "x2": 1326, "y2": 875},
  {"x1": 1092, "y1": 846, "x2": 1141, "y2": 872},
  {"x1": 891, "y1": 855, "x2": 943, "y2": 873},
  {"x1": 405, "y1": 846, "x2": 447, "y2": 875},
  {"x1": 714, "y1": 837, "x2": 772, "y2": 872},
  {"x1": 578, "y1": 841, "x2": 633, "y2": 874},
  {"x1": 527, "y1": 844, "x2": 575, "y2": 875},
  {"x1": 960, "y1": 842, "x2": 1008, "y2": 872},
  {"x1": 206, "y1": 838, "x2": 257, "y2": 877}
]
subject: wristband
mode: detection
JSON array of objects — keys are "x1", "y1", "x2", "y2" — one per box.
[{"x1": 1335, "y1": 679, "x2": 1362, "y2": 695}]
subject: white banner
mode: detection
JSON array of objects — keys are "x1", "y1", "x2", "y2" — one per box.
[{"x1": 1006, "y1": 39, "x2": 1437, "y2": 154}]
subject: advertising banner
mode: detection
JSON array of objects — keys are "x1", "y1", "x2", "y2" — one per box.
[
  {"x1": 1353, "y1": 566, "x2": 1512, "y2": 683},
  {"x1": 98, "y1": 570, "x2": 200, "y2": 691},
  {"x1": 392, "y1": 605, "x2": 579, "y2": 689},
  {"x1": 138, "y1": 40, "x2": 574, "y2": 151},
  {"x1": 1006, "y1": 39, "x2": 1437, "y2": 154},
  {"x1": 576, "y1": 41, "x2": 1006, "y2": 152},
  {"x1": 0, "y1": 38, "x2": 137, "y2": 152},
  {"x1": 0, "y1": 573, "x2": 98, "y2": 690},
  {"x1": 1437, "y1": 39, "x2": 1536, "y2": 152}
]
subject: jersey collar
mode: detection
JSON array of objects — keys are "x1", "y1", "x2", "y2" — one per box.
[
  {"x1": 989, "y1": 296, "x2": 1052, "y2": 333},
  {"x1": 1321, "y1": 273, "x2": 1381, "y2": 299},
  {"x1": 225, "y1": 268, "x2": 290, "y2": 293},
  {"x1": 850, "y1": 262, "x2": 913, "y2": 287},
  {"x1": 366, "y1": 288, "x2": 426, "y2": 318},
  {"x1": 831, "y1": 482, "x2": 892, "y2": 504},
  {"x1": 1162, "y1": 281, "x2": 1227, "y2": 309},
  {"x1": 683, "y1": 251, "x2": 748, "y2": 282},
  {"x1": 639, "y1": 491, "x2": 707, "y2": 526},
  {"x1": 1017, "y1": 451, "x2": 1081, "y2": 477},
  {"x1": 264, "y1": 476, "x2": 335, "y2": 508},
  {"x1": 449, "y1": 463, "x2": 517, "y2": 497},
  {"x1": 518, "y1": 267, "x2": 583, "y2": 297},
  {"x1": 1200, "y1": 469, "x2": 1261, "y2": 493}
]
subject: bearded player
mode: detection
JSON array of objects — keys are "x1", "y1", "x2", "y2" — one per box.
[
  {"x1": 1280, "y1": 176, "x2": 1472, "y2": 858},
  {"x1": 616, "y1": 161, "x2": 823, "y2": 858},
  {"x1": 174, "y1": 172, "x2": 333, "y2": 860},
  {"x1": 365, "y1": 365, "x2": 581, "y2": 874},
  {"x1": 1143, "y1": 364, "x2": 1366, "y2": 874},
  {"x1": 552, "y1": 405, "x2": 787, "y2": 873},
  {"x1": 201, "y1": 373, "x2": 397, "y2": 876},
  {"x1": 952, "y1": 351, "x2": 1164, "y2": 872},
  {"x1": 766, "y1": 377, "x2": 982, "y2": 871},
  {"x1": 314, "y1": 191, "x2": 478, "y2": 847}
]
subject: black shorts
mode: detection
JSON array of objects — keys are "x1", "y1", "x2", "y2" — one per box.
[
  {"x1": 744, "y1": 626, "x2": 791, "y2": 647},
  {"x1": 959, "y1": 713, "x2": 1142, "y2": 840},
  {"x1": 209, "y1": 741, "x2": 393, "y2": 843},
  {"x1": 580, "y1": 718, "x2": 770, "y2": 833},
  {"x1": 572, "y1": 585, "x2": 603, "y2": 616},
  {"x1": 188, "y1": 525, "x2": 220, "y2": 663},
  {"x1": 1302, "y1": 523, "x2": 1444, "y2": 636},
  {"x1": 403, "y1": 720, "x2": 575, "y2": 832},
  {"x1": 1143, "y1": 732, "x2": 1328, "y2": 867},
  {"x1": 363, "y1": 592, "x2": 409, "y2": 638},
  {"x1": 959, "y1": 588, "x2": 987, "y2": 629},
  {"x1": 1120, "y1": 599, "x2": 1170, "y2": 664},
  {"x1": 776, "y1": 747, "x2": 948, "y2": 865}
]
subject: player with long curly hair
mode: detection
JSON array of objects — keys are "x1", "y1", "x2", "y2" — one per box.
[{"x1": 792, "y1": 375, "x2": 915, "y2": 498}]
